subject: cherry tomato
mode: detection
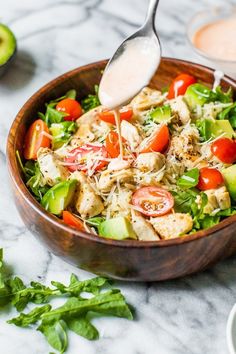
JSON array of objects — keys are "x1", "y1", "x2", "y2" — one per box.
[
  {"x1": 131, "y1": 186, "x2": 174, "y2": 217},
  {"x1": 62, "y1": 211, "x2": 85, "y2": 231},
  {"x1": 167, "y1": 73, "x2": 197, "y2": 99},
  {"x1": 56, "y1": 98, "x2": 82, "y2": 121},
  {"x1": 23, "y1": 119, "x2": 51, "y2": 160},
  {"x1": 105, "y1": 131, "x2": 124, "y2": 158},
  {"x1": 99, "y1": 107, "x2": 133, "y2": 125},
  {"x1": 65, "y1": 144, "x2": 108, "y2": 172},
  {"x1": 197, "y1": 167, "x2": 224, "y2": 191},
  {"x1": 211, "y1": 137, "x2": 236, "y2": 164},
  {"x1": 140, "y1": 125, "x2": 169, "y2": 153}
]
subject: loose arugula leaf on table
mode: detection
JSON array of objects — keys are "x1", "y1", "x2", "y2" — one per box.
[
  {"x1": 0, "y1": 249, "x2": 12, "y2": 307},
  {"x1": 38, "y1": 319, "x2": 68, "y2": 354},
  {"x1": 81, "y1": 85, "x2": 100, "y2": 112},
  {"x1": 8, "y1": 305, "x2": 52, "y2": 327},
  {"x1": 177, "y1": 168, "x2": 199, "y2": 189},
  {"x1": 0, "y1": 249, "x2": 133, "y2": 354},
  {"x1": 51, "y1": 273, "x2": 110, "y2": 297}
]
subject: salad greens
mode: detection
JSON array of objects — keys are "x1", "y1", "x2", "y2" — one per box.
[
  {"x1": 81, "y1": 85, "x2": 100, "y2": 112},
  {"x1": 218, "y1": 102, "x2": 236, "y2": 128},
  {"x1": 177, "y1": 168, "x2": 199, "y2": 189},
  {"x1": 0, "y1": 249, "x2": 133, "y2": 353}
]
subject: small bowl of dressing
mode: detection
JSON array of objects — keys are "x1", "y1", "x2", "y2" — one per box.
[{"x1": 187, "y1": 6, "x2": 236, "y2": 78}]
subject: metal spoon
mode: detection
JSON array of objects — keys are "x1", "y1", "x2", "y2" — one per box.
[{"x1": 99, "y1": 0, "x2": 161, "y2": 108}]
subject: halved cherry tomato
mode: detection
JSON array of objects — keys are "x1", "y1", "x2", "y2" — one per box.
[
  {"x1": 132, "y1": 186, "x2": 174, "y2": 217},
  {"x1": 62, "y1": 211, "x2": 85, "y2": 231},
  {"x1": 24, "y1": 119, "x2": 51, "y2": 160},
  {"x1": 140, "y1": 125, "x2": 169, "y2": 153},
  {"x1": 211, "y1": 137, "x2": 236, "y2": 164},
  {"x1": 167, "y1": 73, "x2": 197, "y2": 99},
  {"x1": 56, "y1": 98, "x2": 82, "y2": 121},
  {"x1": 99, "y1": 107, "x2": 133, "y2": 125},
  {"x1": 65, "y1": 144, "x2": 108, "y2": 172},
  {"x1": 105, "y1": 131, "x2": 124, "y2": 158},
  {"x1": 197, "y1": 167, "x2": 224, "y2": 191}
]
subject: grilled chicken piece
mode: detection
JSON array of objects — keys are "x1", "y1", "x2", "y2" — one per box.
[
  {"x1": 169, "y1": 96, "x2": 190, "y2": 125},
  {"x1": 150, "y1": 213, "x2": 193, "y2": 239},
  {"x1": 37, "y1": 148, "x2": 69, "y2": 186},
  {"x1": 204, "y1": 186, "x2": 231, "y2": 214},
  {"x1": 136, "y1": 152, "x2": 165, "y2": 172},
  {"x1": 71, "y1": 171, "x2": 104, "y2": 218},
  {"x1": 215, "y1": 186, "x2": 231, "y2": 210},
  {"x1": 121, "y1": 120, "x2": 141, "y2": 151},
  {"x1": 167, "y1": 124, "x2": 200, "y2": 168},
  {"x1": 107, "y1": 158, "x2": 131, "y2": 171},
  {"x1": 98, "y1": 169, "x2": 134, "y2": 192},
  {"x1": 131, "y1": 87, "x2": 164, "y2": 111},
  {"x1": 203, "y1": 190, "x2": 218, "y2": 214},
  {"x1": 131, "y1": 211, "x2": 160, "y2": 241}
]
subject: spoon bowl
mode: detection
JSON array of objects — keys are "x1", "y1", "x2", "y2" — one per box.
[{"x1": 98, "y1": 0, "x2": 161, "y2": 108}]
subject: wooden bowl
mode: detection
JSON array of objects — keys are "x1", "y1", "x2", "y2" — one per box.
[{"x1": 7, "y1": 58, "x2": 236, "y2": 281}]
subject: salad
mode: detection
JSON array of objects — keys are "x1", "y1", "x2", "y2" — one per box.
[{"x1": 18, "y1": 74, "x2": 236, "y2": 241}]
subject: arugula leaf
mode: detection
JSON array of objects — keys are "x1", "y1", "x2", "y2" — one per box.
[
  {"x1": 8, "y1": 305, "x2": 51, "y2": 327},
  {"x1": 0, "y1": 249, "x2": 11, "y2": 308},
  {"x1": 173, "y1": 189, "x2": 198, "y2": 214},
  {"x1": 216, "y1": 207, "x2": 236, "y2": 217},
  {"x1": 25, "y1": 161, "x2": 49, "y2": 201},
  {"x1": 199, "y1": 215, "x2": 220, "y2": 229},
  {"x1": 51, "y1": 273, "x2": 110, "y2": 297},
  {"x1": 9, "y1": 279, "x2": 57, "y2": 311},
  {"x1": 66, "y1": 317, "x2": 99, "y2": 340},
  {"x1": 38, "y1": 89, "x2": 77, "y2": 127},
  {"x1": 81, "y1": 85, "x2": 100, "y2": 112},
  {"x1": 0, "y1": 249, "x2": 133, "y2": 354},
  {"x1": 211, "y1": 86, "x2": 233, "y2": 103},
  {"x1": 173, "y1": 189, "x2": 209, "y2": 230},
  {"x1": 196, "y1": 119, "x2": 211, "y2": 141},
  {"x1": 38, "y1": 319, "x2": 68, "y2": 354},
  {"x1": 86, "y1": 217, "x2": 105, "y2": 228},
  {"x1": 41, "y1": 290, "x2": 133, "y2": 323},
  {"x1": 218, "y1": 102, "x2": 236, "y2": 128},
  {"x1": 177, "y1": 168, "x2": 199, "y2": 189}
]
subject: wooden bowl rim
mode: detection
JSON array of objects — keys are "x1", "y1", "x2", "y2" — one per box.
[{"x1": 7, "y1": 57, "x2": 236, "y2": 249}]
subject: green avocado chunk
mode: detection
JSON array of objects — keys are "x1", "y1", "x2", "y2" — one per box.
[
  {"x1": 49, "y1": 122, "x2": 77, "y2": 149},
  {"x1": 209, "y1": 120, "x2": 235, "y2": 139},
  {"x1": 222, "y1": 165, "x2": 236, "y2": 200},
  {"x1": 41, "y1": 180, "x2": 77, "y2": 215},
  {"x1": 184, "y1": 83, "x2": 211, "y2": 110},
  {"x1": 149, "y1": 105, "x2": 171, "y2": 123},
  {"x1": 98, "y1": 217, "x2": 137, "y2": 240},
  {"x1": 0, "y1": 24, "x2": 16, "y2": 69}
]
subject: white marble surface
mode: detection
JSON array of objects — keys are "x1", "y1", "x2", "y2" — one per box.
[{"x1": 0, "y1": 0, "x2": 236, "y2": 353}]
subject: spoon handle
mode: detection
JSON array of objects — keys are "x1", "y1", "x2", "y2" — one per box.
[{"x1": 145, "y1": 0, "x2": 159, "y2": 29}]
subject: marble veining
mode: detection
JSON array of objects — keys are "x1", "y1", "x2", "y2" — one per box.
[{"x1": 0, "y1": 0, "x2": 235, "y2": 353}]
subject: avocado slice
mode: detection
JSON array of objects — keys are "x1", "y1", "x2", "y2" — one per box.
[
  {"x1": 149, "y1": 105, "x2": 171, "y2": 123},
  {"x1": 41, "y1": 180, "x2": 77, "y2": 215},
  {"x1": 184, "y1": 83, "x2": 211, "y2": 110},
  {"x1": 49, "y1": 122, "x2": 76, "y2": 149},
  {"x1": 209, "y1": 120, "x2": 235, "y2": 139},
  {"x1": 98, "y1": 217, "x2": 137, "y2": 240},
  {"x1": 0, "y1": 24, "x2": 16, "y2": 76},
  {"x1": 222, "y1": 165, "x2": 236, "y2": 200}
]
